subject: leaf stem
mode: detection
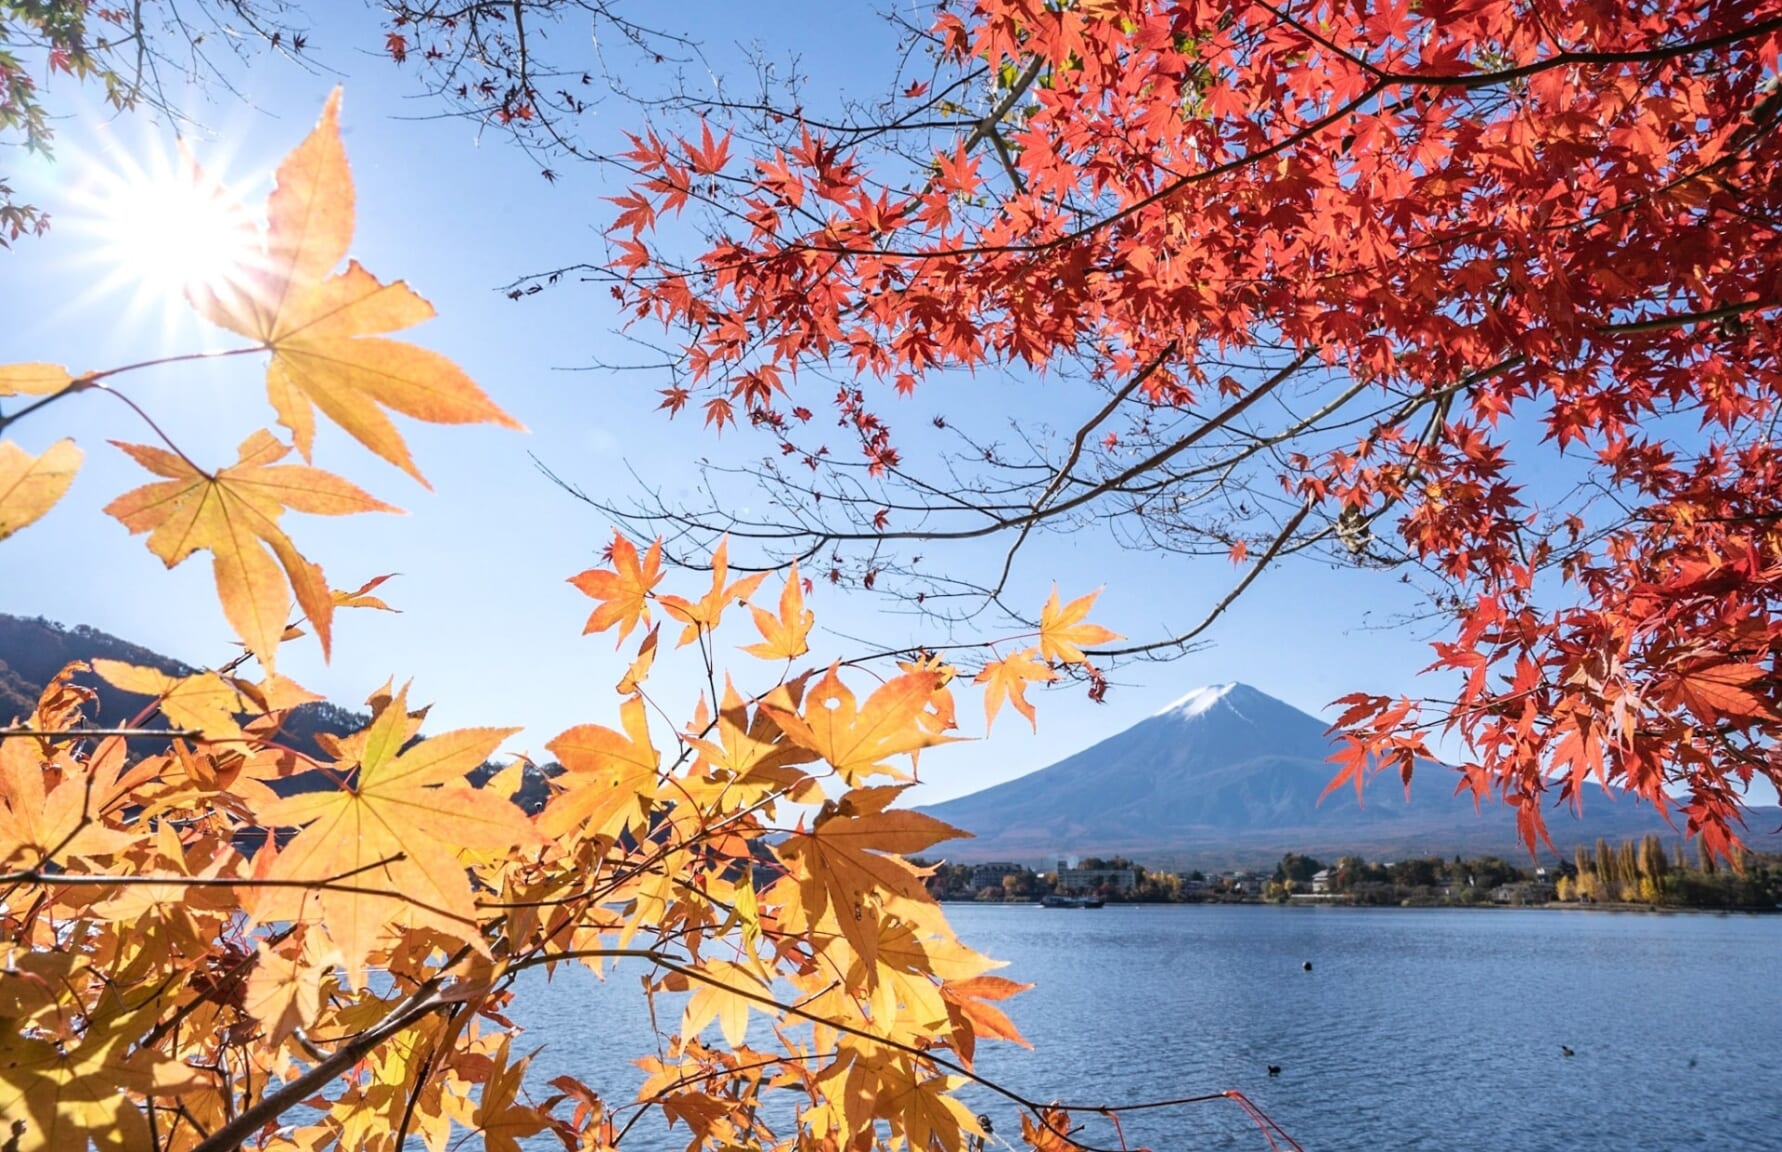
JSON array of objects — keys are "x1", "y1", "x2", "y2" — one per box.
[{"x1": 0, "y1": 345, "x2": 265, "y2": 433}]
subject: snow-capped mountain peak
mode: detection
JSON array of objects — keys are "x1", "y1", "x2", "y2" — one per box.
[{"x1": 1154, "y1": 682, "x2": 1238, "y2": 718}]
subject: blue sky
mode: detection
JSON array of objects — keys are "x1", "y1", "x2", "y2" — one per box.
[{"x1": 1, "y1": 2, "x2": 1487, "y2": 807}]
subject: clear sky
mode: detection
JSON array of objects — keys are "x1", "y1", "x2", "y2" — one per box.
[{"x1": 0, "y1": 2, "x2": 1478, "y2": 807}]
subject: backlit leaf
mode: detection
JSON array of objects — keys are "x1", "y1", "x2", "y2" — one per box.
[
  {"x1": 186, "y1": 90, "x2": 521, "y2": 482},
  {"x1": 763, "y1": 664, "x2": 956, "y2": 786},
  {"x1": 0, "y1": 363, "x2": 74, "y2": 397},
  {"x1": 974, "y1": 648, "x2": 1054, "y2": 732},
  {"x1": 741, "y1": 560, "x2": 814, "y2": 660},
  {"x1": 1036, "y1": 586, "x2": 1121, "y2": 664},
  {"x1": 250, "y1": 686, "x2": 536, "y2": 973},
  {"x1": 104, "y1": 429, "x2": 396, "y2": 668},
  {"x1": 0, "y1": 439, "x2": 80, "y2": 541},
  {"x1": 570, "y1": 533, "x2": 664, "y2": 645}
]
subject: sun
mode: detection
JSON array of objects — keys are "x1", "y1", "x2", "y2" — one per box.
[{"x1": 82, "y1": 140, "x2": 262, "y2": 318}]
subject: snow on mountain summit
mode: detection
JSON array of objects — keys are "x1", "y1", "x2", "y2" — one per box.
[{"x1": 1154, "y1": 682, "x2": 1239, "y2": 718}]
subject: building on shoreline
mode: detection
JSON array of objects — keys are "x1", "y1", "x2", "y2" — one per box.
[
  {"x1": 968, "y1": 862, "x2": 1027, "y2": 890},
  {"x1": 1056, "y1": 860, "x2": 1140, "y2": 894}
]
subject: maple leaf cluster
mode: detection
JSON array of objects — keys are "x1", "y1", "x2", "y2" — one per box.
[
  {"x1": 597, "y1": 0, "x2": 1782, "y2": 857},
  {"x1": 3, "y1": 90, "x2": 1270, "y2": 1152},
  {"x1": 0, "y1": 530, "x2": 1130, "y2": 1150}
]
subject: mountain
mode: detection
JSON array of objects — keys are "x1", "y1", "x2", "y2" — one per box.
[
  {"x1": 0, "y1": 614, "x2": 367, "y2": 760},
  {"x1": 917, "y1": 682, "x2": 1782, "y2": 868},
  {"x1": 0, "y1": 614, "x2": 552, "y2": 808}
]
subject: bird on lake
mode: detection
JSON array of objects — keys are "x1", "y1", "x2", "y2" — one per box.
[
  {"x1": 1560, "y1": 1046, "x2": 1574, "y2": 1057},
  {"x1": 1267, "y1": 1065, "x2": 1282, "y2": 1076},
  {"x1": 1302, "y1": 961, "x2": 1313, "y2": 971}
]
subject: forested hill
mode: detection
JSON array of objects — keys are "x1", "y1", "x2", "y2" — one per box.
[
  {"x1": 0, "y1": 613, "x2": 555, "y2": 807},
  {"x1": 0, "y1": 613, "x2": 367, "y2": 758}
]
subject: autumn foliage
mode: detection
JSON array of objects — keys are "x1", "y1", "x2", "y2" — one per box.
[
  {"x1": 587, "y1": 0, "x2": 1782, "y2": 858},
  {"x1": 0, "y1": 91, "x2": 1296, "y2": 1152}
]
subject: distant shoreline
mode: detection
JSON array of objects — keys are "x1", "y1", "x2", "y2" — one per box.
[{"x1": 938, "y1": 897, "x2": 1781, "y2": 915}]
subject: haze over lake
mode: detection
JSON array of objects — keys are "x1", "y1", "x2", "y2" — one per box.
[{"x1": 510, "y1": 904, "x2": 1782, "y2": 1152}]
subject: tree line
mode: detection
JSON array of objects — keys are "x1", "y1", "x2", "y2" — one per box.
[{"x1": 921, "y1": 845, "x2": 1782, "y2": 911}]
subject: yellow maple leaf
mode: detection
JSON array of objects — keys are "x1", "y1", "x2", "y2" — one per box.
[
  {"x1": 0, "y1": 996, "x2": 211, "y2": 1152},
  {"x1": 570, "y1": 533, "x2": 665, "y2": 646},
  {"x1": 472, "y1": 1038, "x2": 548, "y2": 1152},
  {"x1": 741, "y1": 560, "x2": 814, "y2": 660},
  {"x1": 762, "y1": 664, "x2": 956, "y2": 786},
  {"x1": 242, "y1": 935, "x2": 338, "y2": 1047},
  {"x1": 883, "y1": 1064, "x2": 982, "y2": 1152},
  {"x1": 538, "y1": 694, "x2": 660, "y2": 841},
  {"x1": 103, "y1": 429, "x2": 397, "y2": 669},
  {"x1": 1037, "y1": 585, "x2": 1122, "y2": 663},
  {"x1": 615, "y1": 624, "x2": 660, "y2": 694},
  {"x1": 0, "y1": 439, "x2": 80, "y2": 541},
  {"x1": 658, "y1": 536, "x2": 769, "y2": 646},
  {"x1": 185, "y1": 90, "x2": 521, "y2": 483},
  {"x1": 685, "y1": 677, "x2": 818, "y2": 784},
  {"x1": 680, "y1": 960, "x2": 769, "y2": 1049},
  {"x1": 249, "y1": 687, "x2": 538, "y2": 974},
  {"x1": 778, "y1": 785, "x2": 964, "y2": 977},
  {"x1": 974, "y1": 647, "x2": 1055, "y2": 732},
  {"x1": 0, "y1": 363, "x2": 76, "y2": 397},
  {"x1": 90, "y1": 660, "x2": 248, "y2": 743},
  {"x1": 0, "y1": 739, "x2": 137, "y2": 871}
]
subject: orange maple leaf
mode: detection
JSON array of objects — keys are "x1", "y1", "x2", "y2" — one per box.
[
  {"x1": 0, "y1": 438, "x2": 80, "y2": 541},
  {"x1": 570, "y1": 533, "x2": 664, "y2": 645},
  {"x1": 941, "y1": 975, "x2": 1032, "y2": 1068},
  {"x1": 1036, "y1": 586, "x2": 1121, "y2": 664},
  {"x1": 762, "y1": 664, "x2": 956, "y2": 786},
  {"x1": 186, "y1": 90, "x2": 521, "y2": 483},
  {"x1": 741, "y1": 560, "x2": 814, "y2": 660},
  {"x1": 658, "y1": 536, "x2": 769, "y2": 646},
  {"x1": 778, "y1": 785, "x2": 965, "y2": 976},
  {"x1": 249, "y1": 686, "x2": 538, "y2": 973},
  {"x1": 616, "y1": 624, "x2": 660, "y2": 694},
  {"x1": 974, "y1": 648, "x2": 1054, "y2": 732},
  {"x1": 684, "y1": 677, "x2": 819, "y2": 785},
  {"x1": 104, "y1": 430, "x2": 396, "y2": 668},
  {"x1": 538, "y1": 694, "x2": 661, "y2": 841}
]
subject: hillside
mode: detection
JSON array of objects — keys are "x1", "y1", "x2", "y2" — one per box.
[
  {"x1": 0, "y1": 614, "x2": 551, "y2": 808},
  {"x1": 917, "y1": 683, "x2": 1782, "y2": 868},
  {"x1": 0, "y1": 614, "x2": 367, "y2": 759}
]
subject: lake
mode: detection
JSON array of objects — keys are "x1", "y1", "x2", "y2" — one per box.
[{"x1": 508, "y1": 904, "x2": 1782, "y2": 1151}]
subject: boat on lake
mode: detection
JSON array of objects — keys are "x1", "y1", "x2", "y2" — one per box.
[{"x1": 1041, "y1": 894, "x2": 1105, "y2": 908}]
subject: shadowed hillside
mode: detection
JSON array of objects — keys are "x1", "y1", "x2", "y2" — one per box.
[
  {"x1": 0, "y1": 614, "x2": 552, "y2": 809},
  {"x1": 0, "y1": 614, "x2": 366, "y2": 759}
]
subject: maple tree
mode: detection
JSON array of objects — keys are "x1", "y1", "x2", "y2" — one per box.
[
  {"x1": 0, "y1": 91, "x2": 1301, "y2": 1152},
  {"x1": 476, "y1": 0, "x2": 1782, "y2": 861}
]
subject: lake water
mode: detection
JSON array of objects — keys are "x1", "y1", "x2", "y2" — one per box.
[{"x1": 507, "y1": 904, "x2": 1782, "y2": 1151}]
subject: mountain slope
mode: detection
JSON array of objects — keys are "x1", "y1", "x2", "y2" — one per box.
[
  {"x1": 0, "y1": 614, "x2": 366, "y2": 760},
  {"x1": 0, "y1": 614, "x2": 553, "y2": 808},
  {"x1": 918, "y1": 683, "x2": 1782, "y2": 867}
]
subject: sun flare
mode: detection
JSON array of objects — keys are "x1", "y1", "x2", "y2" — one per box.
[{"x1": 85, "y1": 143, "x2": 261, "y2": 315}]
